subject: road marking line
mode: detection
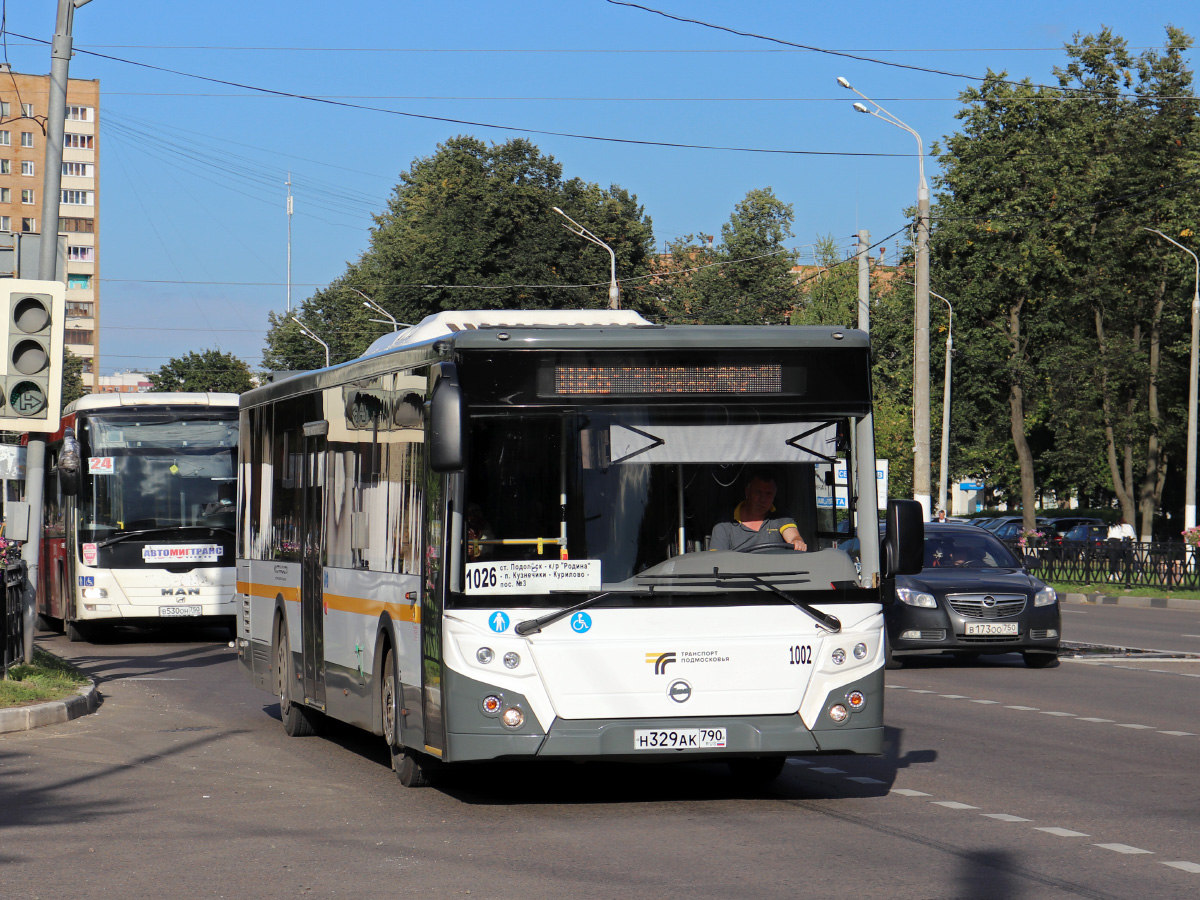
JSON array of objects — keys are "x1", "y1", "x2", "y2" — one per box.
[
  {"x1": 885, "y1": 684, "x2": 907, "y2": 689},
  {"x1": 931, "y1": 801, "x2": 979, "y2": 810},
  {"x1": 1183, "y1": 673, "x2": 1200, "y2": 678},
  {"x1": 970, "y1": 699, "x2": 1000, "y2": 704},
  {"x1": 939, "y1": 694, "x2": 969, "y2": 699},
  {"x1": 1094, "y1": 843, "x2": 1152, "y2": 854},
  {"x1": 1077, "y1": 717, "x2": 1115, "y2": 723},
  {"x1": 811, "y1": 767, "x2": 845, "y2": 774},
  {"x1": 847, "y1": 776, "x2": 886, "y2": 784},
  {"x1": 1036, "y1": 827, "x2": 1090, "y2": 837},
  {"x1": 1117, "y1": 724, "x2": 1155, "y2": 730},
  {"x1": 1159, "y1": 731, "x2": 1197, "y2": 736},
  {"x1": 909, "y1": 689, "x2": 936, "y2": 694},
  {"x1": 1040, "y1": 711, "x2": 1076, "y2": 717},
  {"x1": 1005, "y1": 705, "x2": 1039, "y2": 710},
  {"x1": 1180, "y1": 634, "x2": 1200, "y2": 638},
  {"x1": 983, "y1": 814, "x2": 1031, "y2": 822},
  {"x1": 890, "y1": 789, "x2": 931, "y2": 797},
  {"x1": 1163, "y1": 861, "x2": 1200, "y2": 873},
  {"x1": 1147, "y1": 669, "x2": 1172, "y2": 674}
]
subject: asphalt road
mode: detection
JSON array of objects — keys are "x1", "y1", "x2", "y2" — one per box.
[{"x1": 1, "y1": 608, "x2": 1197, "y2": 900}]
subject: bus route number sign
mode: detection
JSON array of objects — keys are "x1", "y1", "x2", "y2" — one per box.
[{"x1": 87, "y1": 457, "x2": 114, "y2": 475}]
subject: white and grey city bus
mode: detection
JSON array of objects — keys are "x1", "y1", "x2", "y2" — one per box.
[
  {"x1": 34, "y1": 392, "x2": 240, "y2": 642},
  {"x1": 235, "y1": 310, "x2": 922, "y2": 786}
]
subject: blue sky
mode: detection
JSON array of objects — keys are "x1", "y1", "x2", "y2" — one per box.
[{"x1": 1, "y1": 0, "x2": 1194, "y2": 374}]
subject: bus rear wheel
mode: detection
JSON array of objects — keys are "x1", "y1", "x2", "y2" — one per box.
[{"x1": 276, "y1": 629, "x2": 316, "y2": 737}]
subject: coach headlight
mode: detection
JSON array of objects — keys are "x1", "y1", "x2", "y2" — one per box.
[
  {"x1": 82, "y1": 588, "x2": 108, "y2": 600},
  {"x1": 501, "y1": 707, "x2": 525, "y2": 729}
]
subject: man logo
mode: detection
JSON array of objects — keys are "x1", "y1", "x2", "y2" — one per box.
[
  {"x1": 667, "y1": 679, "x2": 692, "y2": 703},
  {"x1": 646, "y1": 651, "x2": 676, "y2": 674}
]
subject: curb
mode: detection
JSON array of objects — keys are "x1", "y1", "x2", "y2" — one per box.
[
  {"x1": 1062, "y1": 592, "x2": 1200, "y2": 612},
  {"x1": 0, "y1": 680, "x2": 100, "y2": 735}
]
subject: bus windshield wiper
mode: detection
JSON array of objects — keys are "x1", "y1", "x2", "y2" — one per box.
[
  {"x1": 95, "y1": 524, "x2": 232, "y2": 549},
  {"x1": 638, "y1": 568, "x2": 842, "y2": 633},
  {"x1": 514, "y1": 590, "x2": 651, "y2": 636}
]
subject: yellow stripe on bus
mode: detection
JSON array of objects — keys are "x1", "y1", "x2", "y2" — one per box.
[{"x1": 237, "y1": 581, "x2": 420, "y2": 624}]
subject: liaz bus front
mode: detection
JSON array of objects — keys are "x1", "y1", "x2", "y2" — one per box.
[{"x1": 435, "y1": 323, "x2": 923, "y2": 780}]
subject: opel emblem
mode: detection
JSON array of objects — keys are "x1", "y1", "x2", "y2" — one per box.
[
  {"x1": 982, "y1": 596, "x2": 997, "y2": 608},
  {"x1": 668, "y1": 679, "x2": 692, "y2": 703}
]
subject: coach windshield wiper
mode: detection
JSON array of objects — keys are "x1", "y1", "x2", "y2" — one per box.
[
  {"x1": 638, "y1": 568, "x2": 841, "y2": 633},
  {"x1": 514, "y1": 590, "x2": 652, "y2": 636},
  {"x1": 95, "y1": 524, "x2": 233, "y2": 549}
]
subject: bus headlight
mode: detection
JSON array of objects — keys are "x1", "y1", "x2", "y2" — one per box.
[
  {"x1": 831, "y1": 648, "x2": 846, "y2": 665},
  {"x1": 82, "y1": 588, "x2": 108, "y2": 600},
  {"x1": 828, "y1": 704, "x2": 849, "y2": 723},
  {"x1": 476, "y1": 647, "x2": 494, "y2": 664},
  {"x1": 501, "y1": 707, "x2": 525, "y2": 729},
  {"x1": 853, "y1": 642, "x2": 868, "y2": 659},
  {"x1": 503, "y1": 652, "x2": 521, "y2": 669}
]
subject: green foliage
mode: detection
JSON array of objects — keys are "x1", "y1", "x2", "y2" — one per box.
[
  {"x1": 60, "y1": 348, "x2": 85, "y2": 407},
  {"x1": 791, "y1": 234, "x2": 862, "y2": 327},
  {"x1": 262, "y1": 136, "x2": 656, "y2": 370},
  {"x1": 655, "y1": 187, "x2": 799, "y2": 325},
  {"x1": 149, "y1": 348, "x2": 254, "y2": 394},
  {"x1": 928, "y1": 26, "x2": 1200, "y2": 528},
  {"x1": 0, "y1": 648, "x2": 87, "y2": 707}
]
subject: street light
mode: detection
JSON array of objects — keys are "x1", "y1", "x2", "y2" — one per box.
[
  {"x1": 347, "y1": 286, "x2": 408, "y2": 331},
  {"x1": 839, "y1": 75, "x2": 932, "y2": 519},
  {"x1": 552, "y1": 206, "x2": 620, "y2": 310},
  {"x1": 1143, "y1": 227, "x2": 1200, "y2": 532},
  {"x1": 291, "y1": 315, "x2": 330, "y2": 368}
]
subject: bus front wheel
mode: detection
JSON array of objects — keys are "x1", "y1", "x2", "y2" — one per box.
[{"x1": 66, "y1": 619, "x2": 92, "y2": 643}]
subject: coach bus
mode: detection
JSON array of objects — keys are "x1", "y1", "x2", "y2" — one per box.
[
  {"x1": 235, "y1": 309, "x2": 922, "y2": 786},
  {"x1": 33, "y1": 392, "x2": 240, "y2": 642}
]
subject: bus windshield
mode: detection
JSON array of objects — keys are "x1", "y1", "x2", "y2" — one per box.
[
  {"x1": 78, "y1": 413, "x2": 238, "y2": 542},
  {"x1": 457, "y1": 405, "x2": 863, "y2": 606}
]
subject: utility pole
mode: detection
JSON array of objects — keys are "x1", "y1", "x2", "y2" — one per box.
[
  {"x1": 856, "y1": 229, "x2": 870, "y2": 332},
  {"x1": 914, "y1": 184, "x2": 932, "y2": 521},
  {"x1": 286, "y1": 173, "x2": 293, "y2": 313},
  {"x1": 22, "y1": 0, "x2": 93, "y2": 662}
]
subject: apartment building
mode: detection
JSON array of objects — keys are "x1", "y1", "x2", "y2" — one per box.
[{"x1": 0, "y1": 65, "x2": 100, "y2": 391}]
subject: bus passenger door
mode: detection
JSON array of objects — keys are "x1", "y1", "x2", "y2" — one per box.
[{"x1": 301, "y1": 422, "x2": 327, "y2": 708}]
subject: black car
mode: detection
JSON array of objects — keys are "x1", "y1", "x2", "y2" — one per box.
[{"x1": 885, "y1": 523, "x2": 1061, "y2": 669}]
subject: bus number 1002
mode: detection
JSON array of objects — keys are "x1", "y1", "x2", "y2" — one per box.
[{"x1": 789, "y1": 644, "x2": 812, "y2": 665}]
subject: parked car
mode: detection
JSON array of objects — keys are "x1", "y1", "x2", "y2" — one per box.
[
  {"x1": 884, "y1": 523, "x2": 1061, "y2": 669},
  {"x1": 991, "y1": 517, "x2": 1051, "y2": 540},
  {"x1": 1042, "y1": 517, "x2": 1105, "y2": 557}
]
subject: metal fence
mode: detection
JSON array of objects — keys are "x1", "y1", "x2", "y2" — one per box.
[
  {"x1": 1005, "y1": 539, "x2": 1198, "y2": 592},
  {"x1": 2, "y1": 561, "x2": 25, "y2": 677}
]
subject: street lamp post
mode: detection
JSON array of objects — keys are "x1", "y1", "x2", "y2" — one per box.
[
  {"x1": 552, "y1": 207, "x2": 620, "y2": 310},
  {"x1": 839, "y1": 76, "x2": 932, "y2": 519},
  {"x1": 291, "y1": 316, "x2": 330, "y2": 368},
  {"x1": 907, "y1": 282, "x2": 953, "y2": 517},
  {"x1": 348, "y1": 286, "x2": 406, "y2": 331},
  {"x1": 1143, "y1": 227, "x2": 1200, "y2": 532}
]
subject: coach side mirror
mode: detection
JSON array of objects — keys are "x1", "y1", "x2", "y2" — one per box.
[
  {"x1": 59, "y1": 427, "x2": 81, "y2": 496},
  {"x1": 883, "y1": 499, "x2": 924, "y2": 577},
  {"x1": 429, "y1": 366, "x2": 467, "y2": 473}
]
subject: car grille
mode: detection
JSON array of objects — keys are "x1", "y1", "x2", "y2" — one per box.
[{"x1": 946, "y1": 593, "x2": 1027, "y2": 618}]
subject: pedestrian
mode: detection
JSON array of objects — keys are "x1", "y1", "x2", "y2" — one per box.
[
  {"x1": 935, "y1": 509, "x2": 947, "y2": 523},
  {"x1": 1107, "y1": 517, "x2": 1135, "y2": 581}
]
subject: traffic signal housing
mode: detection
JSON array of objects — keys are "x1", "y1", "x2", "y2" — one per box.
[{"x1": 0, "y1": 279, "x2": 66, "y2": 433}]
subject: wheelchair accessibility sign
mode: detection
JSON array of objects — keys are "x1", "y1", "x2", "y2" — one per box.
[{"x1": 570, "y1": 611, "x2": 592, "y2": 633}]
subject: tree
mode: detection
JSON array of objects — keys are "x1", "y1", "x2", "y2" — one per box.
[
  {"x1": 149, "y1": 349, "x2": 254, "y2": 394},
  {"x1": 657, "y1": 187, "x2": 799, "y2": 325},
  {"x1": 61, "y1": 348, "x2": 85, "y2": 407},
  {"x1": 262, "y1": 136, "x2": 656, "y2": 370}
]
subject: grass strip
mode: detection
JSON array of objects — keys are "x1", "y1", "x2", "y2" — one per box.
[{"x1": 1, "y1": 648, "x2": 89, "y2": 708}]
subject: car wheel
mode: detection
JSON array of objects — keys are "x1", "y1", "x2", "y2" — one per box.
[
  {"x1": 1022, "y1": 650, "x2": 1059, "y2": 669},
  {"x1": 884, "y1": 634, "x2": 902, "y2": 670}
]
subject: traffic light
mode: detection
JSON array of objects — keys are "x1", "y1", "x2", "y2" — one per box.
[{"x1": 0, "y1": 278, "x2": 66, "y2": 433}]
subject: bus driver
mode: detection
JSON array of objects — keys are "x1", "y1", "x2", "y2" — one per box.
[{"x1": 710, "y1": 471, "x2": 807, "y2": 552}]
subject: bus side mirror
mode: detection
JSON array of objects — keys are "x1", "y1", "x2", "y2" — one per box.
[
  {"x1": 429, "y1": 368, "x2": 467, "y2": 473},
  {"x1": 59, "y1": 427, "x2": 81, "y2": 496},
  {"x1": 883, "y1": 499, "x2": 924, "y2": 577}
]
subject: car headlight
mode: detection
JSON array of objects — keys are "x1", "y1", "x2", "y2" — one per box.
[
  {"x1": 896, "y1": 586, "x2": 937, "y2": 608},
  {"x1": 1034, "y1": 586, "x2": 1057, "y2": 607}
]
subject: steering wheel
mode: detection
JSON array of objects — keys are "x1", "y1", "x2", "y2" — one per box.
[{"x1": 746, "y1": 543, "x2": 799, "y2": 553}]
